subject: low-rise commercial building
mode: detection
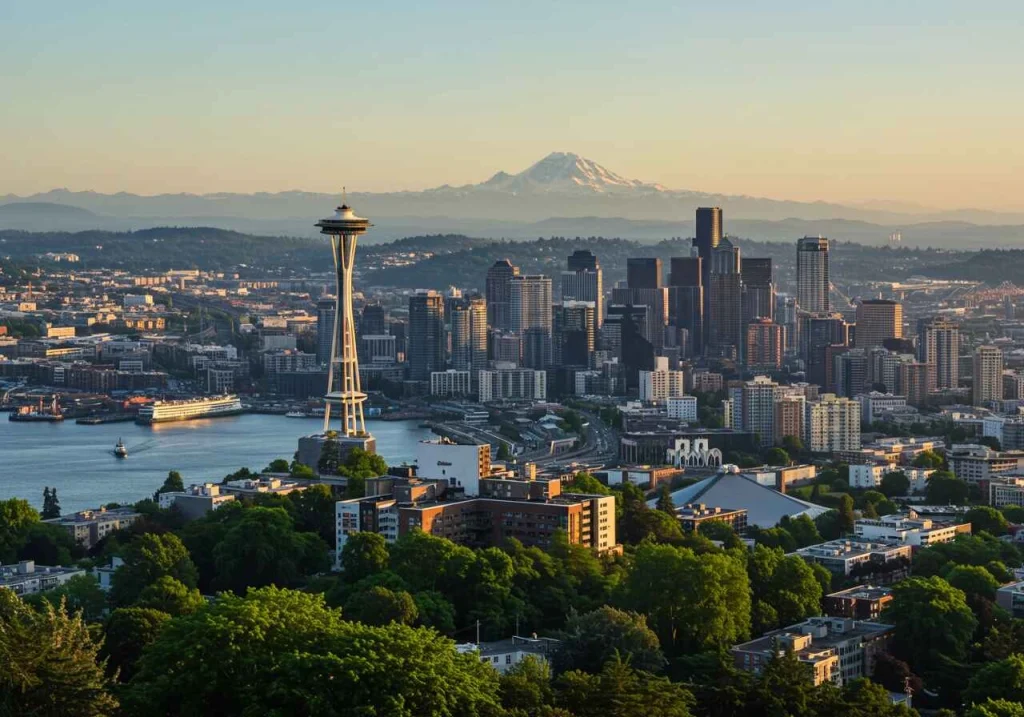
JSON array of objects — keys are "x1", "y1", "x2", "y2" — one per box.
[
  {"x1": 824, "y1": 586, "x2": 894, "y2": 621},
  {"x1": 675, "y1": 503, "x2": 748, "y2": 534},
  {"x1": 948, "y1": 444, "x2": 1024, "y2": 484},
  {"x1": 990, "y1": 476, "x2": 1024, "y2": 508},
  {"x1": 158, "y1": 483, "x2": 237, "y2": 520},
  {"x1": 853, "y1": 512, "x2": 970, "y2": 547},
  {"x1": 45, "y1": 507, "x2": 141, "y2": 548},
  {"x1": 666, "y1": 395, "x2": 698, "y2": 421},
  {"x1": 996, "y1": 580, "x2": 1024, "y2": 618},
  {"x1": 458, "y1": 635, "x2": 561, "y2": 674},
  {"x1": 731, "y1": 617, "x2": 894, "y2": 686},
  {"x1": 791, "y1": 540, "x2": 912, "y2": 581}
]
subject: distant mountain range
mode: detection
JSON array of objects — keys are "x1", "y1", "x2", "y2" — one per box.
[{"x1": 4, "y1": 152, "x2": 1024, "y2": 247}]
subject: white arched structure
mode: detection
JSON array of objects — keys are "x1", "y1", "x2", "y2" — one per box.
[{"x1": 666, "y1": 438, "x2": 723, "y2": 468}]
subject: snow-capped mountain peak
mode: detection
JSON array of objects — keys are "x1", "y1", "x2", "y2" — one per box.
[{"x1": 475, "y1": 152, "x2": 666, "y2": 195}]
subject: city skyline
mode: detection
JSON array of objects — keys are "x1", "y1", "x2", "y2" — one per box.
[{"x1": 2, "y1": 2, "x2": 1024, "y2": 210}]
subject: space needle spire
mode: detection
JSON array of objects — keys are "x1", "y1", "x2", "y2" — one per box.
[{"x1": 316, "y1": 198, "x2": 372, "y2": 437}]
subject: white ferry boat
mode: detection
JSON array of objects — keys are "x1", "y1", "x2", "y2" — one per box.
[{"x1": 136, "y1": 395, "x2": 244, "y2": 425}]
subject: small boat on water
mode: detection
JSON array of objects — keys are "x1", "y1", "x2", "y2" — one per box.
[
  {"x1": 114, "y1": 438, "x2": 128, "y2": 458},
  {"x1": 285, "y1": 410, "x2": 308, "y2": 418}
]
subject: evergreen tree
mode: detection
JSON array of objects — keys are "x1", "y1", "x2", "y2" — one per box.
[
  {"x1": 655, "y1": 484, "x2": 676, "y2": 515},
  {"x1": 41, "y1": 486, "x2": 62, "y2": 519}
]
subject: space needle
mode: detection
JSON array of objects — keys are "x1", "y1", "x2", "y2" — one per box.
[{"x1": 315, "y1": 198, "x2": 372, "y2": 440}]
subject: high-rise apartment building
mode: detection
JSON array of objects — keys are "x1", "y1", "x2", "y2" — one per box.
[
  {"x1": 408, "y1": 291, "x2": 446, "y2": 381},
  {"x1": 854, "y1": 300, "x2": 903, "y2": 350},
  {"x1": 746, "y1": 318, "x2": 784, "y2": 370},
  {"x1": 774, "y1": 396, "x2": 805, "y2": 445},
  {"x1": 801, "y1": 313, "x2": 850, "y2": 389},
  {"x1": 896, "y1": 360, "x2": 932, "y2": 408},
  {"x1": 667, "y1": 256, "x2": 703, "y2": 357},
  {"x1": 562, "y1": 250, "x2": 604, "y2": 327},
  {"x1": 510, "y1": 275, "x2": 553, "y2": 369},
  {"x1": 486, "y1": 259, "x2": 519, "y2": 332},
  {"x1": 796, "y1": 237, "x2": 830, "y2": 313},
  {"x1": 708, "y1": 239, "x2": 743, "y2": 360},
  {"x1": 807, "y1": 394, "x2": 861, "y2": 452},
  {"x1": 732, "y1": 375, "x2": 779, "y2": 447},
  {"x1": 974, "y1": 345, "x2": 1005, "y2": 406},
  {"x1": 450, "y1": 296, "x2": 487, "y2": 377},
  {"x1": 638, "y1": 356, "x2": 685, "y2": 402},
  {"x1": 919, "y1": 318, "x2": 960, "y2": 390}
]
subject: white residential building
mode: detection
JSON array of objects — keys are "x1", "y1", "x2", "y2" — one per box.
[
  {"x1": 638, "y1": 356, "x2": 685, "y2": 402},
  {"x1": 667, "y1": 395, "x2": 698, "y2": 421},
  {"x1": 807, "y1": 394, "x2": 861, "y2": 453},
  {"x1": 0, "y1": 561, "x2": 85, "y2": 597},
  {"x1": 848, "y1": 464, "x2": 934, "y2": 492},
  {"x1": 478, "y1": 368, "x2": 546, "y2": 402},
  {"x1": 430, "y1": 369, "x2": 472, "y2": 397}
]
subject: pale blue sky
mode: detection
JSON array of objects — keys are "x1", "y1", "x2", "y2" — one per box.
[{"x1": 2, "y1": 1, "x2": 1022, "y2": 208}]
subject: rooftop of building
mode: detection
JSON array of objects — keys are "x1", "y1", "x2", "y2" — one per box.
[
  {"x1": 793, "y1": 539, "x2": 910, "y2": 560},
  {"x1": 0, "y1": 560, "x2": 81, "y2": 583},
  {"x1": 45, "y1": 506, "x2": 140, "y2": 524},
  {"x1": 826, "y1": 585, "x2": 893, "y2": 601},
  {"x1": 732, "y1": 617, "x2": 893, "y2": 655},
  {"x1": 656, "y1": 471, "x2": 828, "y2": 528}
]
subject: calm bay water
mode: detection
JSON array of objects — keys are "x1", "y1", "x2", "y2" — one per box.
[{"x1": 0, "y1": 414, "x2": 433, "y2": 513}]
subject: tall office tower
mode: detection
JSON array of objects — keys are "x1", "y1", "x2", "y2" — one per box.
[
  {"x1": 360, "y1": 304, "x2": 386, "y2": 337},
  {"x1": 316, "y1": 297, "x2": 336, "y2": 366},
  {"x1": 604, "y1": 305, "x2": 655, "y2": 388},
  {"x1": 746, "y1": 318, "x2": 784, "y2": 370},
  {"x1": 626, "y1": 258, "x2": 663, "y2": 289},
  {"x1": 833, "y1": 349, "x2": 868, "y2": 398},
  {"x1": 919, "y1": 318, "x2": 960, "y2": 390},
  {"x1": 486, "y1": 259, "x2": 519, "y2": 332},
  {"x1": 408, "y1": 291, "x2": 446, "y2": 381},
  {"x1": 667, "y1": 256, "x2": 703, "y2": 357},
  {"x1": 694, "y1": 207, "x2": 722, "y2": 345},
  {"x1": 708, "y1": 239, "x2": 743, "y2": 359},
  {"x1": 510, "y1": 275, "x2": 553, "y2": 369},
  {"x1": 973, "y1": 345, "x2": 1004, "y2": 406},
  {"x1": 779, "y1": 294, "x2": 799, "y2": 354},
  {"x1": 741, "y1": 257, "x2": 775, "y2": 325},
  {"x1": 315, "y1": 203, "x2": 371, "y2": 437},
  {"x1": 855, "y1": 299, "x2": 903, "y2": 350},
  {"x1": 801, "y1": 313, "x2": 850, "y2": 389},
  {"x1": 553, "y1": 301, "x2": 596, "y2": 366},
  {"x1": 796, "y1": 237, "x2": 830, "y2": 313},
  {"x1": 562, "y1": 250, "x2": 604, "y2": 327},
  {"x1": 612, "y1": 261, "x2": 668, "y2": 351},
  {"x1": 896, "y1": 360, "x2": 932, "y2": 408},
  {"x1": 450, "y1": 296, "x2": 487, "y2": 376}
]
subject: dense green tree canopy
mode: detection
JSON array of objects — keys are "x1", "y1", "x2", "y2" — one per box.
[
  {"x1": 135, "y1": 575, "x2": 205, "y2": 616},
  {"x1": 344, "y1": 585, "x2": 419, "y2": 626},
  {"x1": 964, "y1": 654, "x2": 1024, "y2": 707},
  {"x1": 556, "y1": 658, "x2": 695, "y2": 717},
  {"x1": 340, "y1": 531, "x2": 390, "y2": 582},
  {"x1": 0, "y1": 588, "x2": 118, "y2": 715},
  {"x1": 883, "y1": 576, "x2": 978, "y2": 677},
  {"x1": 110, "y1": 532, "x2": 199, "y2": 607},
  {"x1": 926, "y1": 471, "x2": 969, "y2": 504},
  {"x1": 965, "y1": 506, "x2": 1010, "y2": 536},
  {"x1": 619, "y1": 541, "x2": 750, "y2": 656},
  {"x1": 101, "y1": 607, "x2": 171, "y2": 682},
  {"x1": 879, "y1": 471, "x2": 911, "y2": 497},
  {"x1": 554, "y1": 605, "x2": 666, "y2": 675},
  {"x1": 122, "y1": 587, "x2": 503, "y2": 717},
  {"x1": 212, "y1": 506, "x2": 329, "y2": 593}
]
